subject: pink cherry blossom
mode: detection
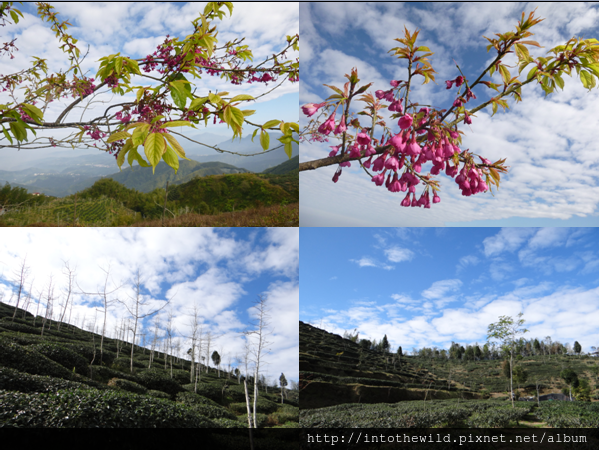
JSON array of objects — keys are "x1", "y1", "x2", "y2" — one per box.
[
  {"x1": 372, "y1": 171, "x2": 386, "y2": 186},
  {"x1": 384, "y1": 154, "x2": 400, "y2": 171},
  {"x1": 332, "y1": 167, "x2": 342, "y2": 183},
  {"x1": 318, "y1": 112, "x2": 336, "y2": 135},
  {"x1": 302, "y1": 102, "x2": 324, "y2": 117},
  {"x1": 356, "y1": 130, "x2": 371, "y2": 146},
  {"x1": 334, "y1": 115, "x2": 347, "y2": 135},
  {"x1": 398, "y1": 114, "x2": 413, "y2": 130},
  {"x1": 433, "y1": 193, "x2": 441, "y2": 203}
]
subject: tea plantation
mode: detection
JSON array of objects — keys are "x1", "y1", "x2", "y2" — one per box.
[
  {"x1": 300, "y1": 321, "x2": 599, "y2": 428},
  {"x1": 0, "y1": 302, "x2": 298, "y2": 429}
]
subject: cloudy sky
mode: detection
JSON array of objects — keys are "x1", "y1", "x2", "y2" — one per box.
[
  {"x1": 1, "y1": 2, "x2": 298, "y2": 168},
  {"x1": 0, "y1": 228, "x2": 299, "y2": 386},
  {"x1": 300, "y1": 2, "x2": 599, "y2": 226},
  {"x1": 300, "y1": 227, "x2": 599, "y2": 355}
]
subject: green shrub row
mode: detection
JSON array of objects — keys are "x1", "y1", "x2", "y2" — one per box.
[
  {"x1": 0, "y1": 388, "x2": 220, "y2": 428},
  {"x1": 0, "y1": 366, "x2": 93, "y2": 394},
  {"x1": 107, "y1": 378, "x2": 148, "y2": 395}
]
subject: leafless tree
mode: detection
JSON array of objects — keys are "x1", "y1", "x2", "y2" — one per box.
[
  {"x1": 149, "y1": 313, "x2": 162, "y2": 369},
  {"x1": 10, "y1": 256, "x2": 30, "y2": 322},
  {"x1": 41, "y1": 275, "x2": 55, "y2": 338},
  {"x1": 164, "y1": 308, "x2": 176, "y2": 378},
  {"x1": 119, "y1": 269, "x2": 170, "y2": 373},
  {"x1": 243, "y1": 294, "x2": 273, "y2": 429},
  {"x1": 57, "y1": 260, "x2": 76, "y2": 331},
  {"x1": 77, "y1": 262, "x2": 122, "y2": 363}
]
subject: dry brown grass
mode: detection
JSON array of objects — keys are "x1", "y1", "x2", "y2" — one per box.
[
  {"x1": 5, "y1": 203, "x2": 299, "y2": 227},
  {"x1": 131, "y1": 203, "x2": 299, "y2": 227}
]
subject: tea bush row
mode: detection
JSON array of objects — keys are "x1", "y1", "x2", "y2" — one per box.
[{"x1": 0, "y1": 388, "x2": 219, "y2": 428}]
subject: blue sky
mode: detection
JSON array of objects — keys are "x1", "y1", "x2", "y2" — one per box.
[
  {"x1": 0, "y1": 228, "x2": 299, "y2": 386},
  {"x1": 1, "y1": 2, "x2": 298, "y2": 168},
  {"x1": 300, "y1": 227, "x2": 599, "y2": 355},
  {"x1": 300, "y1": 2, "x2": 599, "y2": 226}
]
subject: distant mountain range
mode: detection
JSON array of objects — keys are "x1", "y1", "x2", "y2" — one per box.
[
  {"x1": 177, "y1": 131, "x2": 299, "y2": 173},
  {"x1": 0, "y1": 131, "x2": 298, "y2": 197}
]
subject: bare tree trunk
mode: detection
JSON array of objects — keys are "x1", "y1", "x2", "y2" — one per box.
[
  {"x1": 11, "y1": 256, "x2": 29, "y2": 323},
  {"x1": 244, "y1": 379, "x2": 254, "y2": 450}
]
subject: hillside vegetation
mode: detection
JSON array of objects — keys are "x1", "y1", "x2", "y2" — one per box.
[
  {"x1": 299, "y1": 321, "x2": 599, "y2": 428},
  {"x1": 0, "y1": 301, "x2": 298, "y2": 430},
  {"x1": 0, "y1": 163, "x2": 298, "y2": 227}
]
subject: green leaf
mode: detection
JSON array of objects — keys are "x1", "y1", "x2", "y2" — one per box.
[
  {"x1": 241, "y1": 110, "x2": 255, "y2": 117},
  {"x1": 162, "y1": 121, "x2": 191, "y2": 128},
  {"x1": 127, "y1": 58, "x2": 141, "y2": 75},
  {"x1": 131, "y1": 123, "x2": 150, "y2": 147},
  {"x1": 208, "y1": 92, "x2": 221, "y2": 104},
  {"x1": 323, "y1": 84, "x2": 344, "y2": 96},
  {"x1": 116, "y1": 140, "x2": 132, "y2": 170},
  {"x1": 581, "y1": 70, "x2": 596, "y2": 90},
  {"x1": 353, "y1": 82, "x2": 373, "y2": 96},
  {"x1": 2, "y1": 126, "x2": 14, "y2": 144},
  {"x1": 498, "y1": 64, "x2": 511, "y2": 85},
  {"x1": 106, "y1": 131, "x2": 132, "y2": 143},
  {"x1": 127, "y1": 146, "x2": 150, "y2": 168},
  {"x1": 554, "y1": 73, "x2": 565, "y2": 90},
  {"x1": 251, "y1": 128, "x2": 258, "y2": 142},
  {"x1": 170, "y1": 81, "x2": 189, "y2": 109},
  {"x1": 164, "y1": 133, "x2": 189, "y2": 160},
  {"x1": 415, "y1": 46, "x2": 431, "y2": 52},
  {"x1": 260, "y1": 130, "x2": 269, "y2": 150},
  {"x1": 229, "y1": 94, "x2": 255, "y2": 102},
  {"x1": 162, "y1": 145, "x2": 179, "y2": 174},
  {"x1": 9, "y1": 121, "x2": 27, "y2": 141},
  {"x1": 115, "y1": 57, "x2": 123, "y2": 75},
  {"x1": 20, "y1": 103, "x2": 44, "y2": 125},
  {"x1": 144, "y1": 132, "x2": 166, "y2": 172},
  {"x1": 136, "y1": 88, "x2": 145, "y2": 103},
  {"x1": 527, "y1": 66, "x2": 538, "y2": 81},
  {"x1": 189, "y1": 97, "x2": 208, "y2": 110},
  {"x1": 284, "y1": 142, "x2": 293, "y2": 159},
  {"x1": 280, "y1": 122, "x2": 291, "y2": 136},
  {"x1": 262, "y1": 120, "x2": 281, "y2": 129}
]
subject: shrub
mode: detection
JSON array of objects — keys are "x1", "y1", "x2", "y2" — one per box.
[
  {"x1": 88, "y1": 365, "x2": 139, "y2": 384},
  {"x1": 29, "y1": 343, "x2": 89, "y2": 375},
  {"x1": 137, "y1": 368, "x2": 184, "y2": 399},
  {"x1": 146, "y1": 390, "x2": 171, "y2": 400},
  {"x1": 107, "y1": 378, "x2": 148, "y2": 395},
  {"x1": 267, "y1": 408, "x2": 299, "y2": 426},
  {"x1": 176, "y1": 391, "x2": 222, "y2": 408},
  {"x1": 0, "y1": 388, "x2": 217, "y2": 428},
  {"x1": 182, "y1": 382, "x2": 222, "y2": 403},
  {"x1": 0, "y1": 366, "x2": 93, "y2": 394},
  {"x1": 228, "y1": 397, "x2": 278, "y2": 415},
  {"x1": 238, "y1": 413, "x2": 268, "y2": 428},
  {"x1": 0, "y1": 337, "x2": 75, "y2": 380},
  {"x1": 211, "y1": 417, "x2": 246, "y2": 428}
]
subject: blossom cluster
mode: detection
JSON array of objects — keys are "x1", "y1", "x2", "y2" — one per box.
[
  {"x1": 302, "y1": 75, "x2": 489, "y2": 207},
  {"x1": 140, "y1": 36, "x2": 279, "y2": 87}
]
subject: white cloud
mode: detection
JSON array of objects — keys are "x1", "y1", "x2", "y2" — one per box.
[
  {"x1": 421, "y1": 279, "x2": 462, "y2": 300},
  {"x1": 483, "y1": 228, "x2": 536, "y2": 257},
  {"x1": 384, "y1": 246, "x2": 415, "y2": 263},
  {"x1": 350, "y1": 257, "x2": 393, "y2": 271}
]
